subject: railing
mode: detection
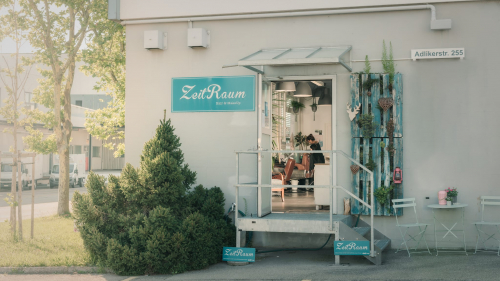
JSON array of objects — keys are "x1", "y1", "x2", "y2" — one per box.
[{"x1": 234, "y1": 149, "x2": 376, "y2": 258}]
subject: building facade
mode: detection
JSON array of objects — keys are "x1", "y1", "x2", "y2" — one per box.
[{"x1": 115, "y1": 0, "x2": 500, "y2": 250}]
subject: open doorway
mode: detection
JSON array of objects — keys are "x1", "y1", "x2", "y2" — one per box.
[{"x1": 269, "y1": 78, "x2": 335, "y2": 213}]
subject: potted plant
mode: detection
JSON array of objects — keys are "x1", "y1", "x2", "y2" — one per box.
[
  {"x1": 445, "y1": 187, "x2": 458, "y2": 204},
  {"x1": 445, "y1": 197, "x2": 453, "y2": 206},
  {"x1": 374, "y1": 184, "x2": 394, "y2": 211},
  {"x1": 290, "y1": 100, "x2": 305, "y2": 114},
  {"x1": 356, "y1": 114, "x2": 377, "y2": 138},
  {"x1": 294, "y1": 132, "x2": 308, "y2": 162}
]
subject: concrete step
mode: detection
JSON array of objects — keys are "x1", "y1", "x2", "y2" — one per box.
[
  {"x1": 374, "y1": 239, "x2": 391, "y2": 252},
  {"x1": 352, "y1": 226, "x2": 370, "y2": 237}
]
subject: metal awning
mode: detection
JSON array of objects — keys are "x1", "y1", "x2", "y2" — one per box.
[{"x1": 228, "y1": 46, "x2": 352, "y2": 74}]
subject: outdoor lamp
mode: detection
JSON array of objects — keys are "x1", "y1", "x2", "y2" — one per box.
[
  {"x1": 294, "y1": 82, "x2": 312, "y2": 97},
  {"x1": 318, "y1": 87, "x2": 332, "y2": 105},
  {"x1": 276, "y1": 82, "x2": 296, "y2": 92}
]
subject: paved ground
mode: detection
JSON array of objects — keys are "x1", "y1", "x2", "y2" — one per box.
[{"x1": 1, "y1": 249, "x2": 500, "y2": 280}]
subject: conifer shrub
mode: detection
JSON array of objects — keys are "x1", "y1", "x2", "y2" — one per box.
[{"x1": 73, "y1": 119, "x2": 235, "y2": 275}]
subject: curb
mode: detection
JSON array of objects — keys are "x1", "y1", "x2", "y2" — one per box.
[{"x1": 0, "y1": 267, "x2": 113, "y2": 274}]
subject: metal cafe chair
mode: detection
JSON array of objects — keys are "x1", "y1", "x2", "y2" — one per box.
[
  {"x1": 392, "y1": 198, "x2": 432, "y2": 257},
  {"x1": 473, "y1": 196, "x2": 500, "y2": 256}
]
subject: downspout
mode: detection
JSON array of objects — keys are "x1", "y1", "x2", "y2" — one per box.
[{"x1": 120, "y1": 4, "x2": 451, "y2": 30}]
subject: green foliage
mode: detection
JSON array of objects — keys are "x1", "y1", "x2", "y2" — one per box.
[
  {"x1": 73, "y1": 119, "x2": 234, "y2": 275},
  {"x1": 82, "y1": 5, "x2": 126, "y2": 157},
  {"x1": 362, "y1": 76, "x2": 379, "y2": 91},
  {"x1": 381, "y1": 40, "x2": 395, "y2": 85},
  {"x1": 363, "y1": 55, "x2": 371, "y2": 74},
  {"x1": 290, "y1": 100, "x2": 305, "y2": 110},
  {"x1": 365, "y1": 157, "x2": 376, "y2": 171},
  {"x1": 294, "y1": 132, "x2": 308, "y2": 151},
  {"x1": 357, "y1": 114, "x2": 377, "y2": 138},
  {"x1": 374, "y1": 184, "x2": 394, "y2": 206}
]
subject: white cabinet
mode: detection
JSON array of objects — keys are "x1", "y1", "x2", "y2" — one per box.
[{"x1": 314, "y1": 163, "x2": 330, "y2": 208}]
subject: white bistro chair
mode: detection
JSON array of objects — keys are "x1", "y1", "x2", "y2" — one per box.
[
  {"x1": 392, "y1": 198, "x2": 432, "y2": 257},
  {"x1": 473, "y1": 196, "x2": 500, "y2": 256}
]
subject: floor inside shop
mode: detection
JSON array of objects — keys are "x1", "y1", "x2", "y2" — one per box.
[{"x1": 272, "y1": 189, "x2": 330, "y2": 213}]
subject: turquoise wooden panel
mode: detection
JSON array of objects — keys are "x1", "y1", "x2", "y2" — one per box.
[
  {"x1": 381, "y1": 74, "x2": 391, "y2": 138},
  {"x1": 393, "y1": 137, "x2": 403, "y2": 216},
  {"x1": 362, "y1": 137, "x2": 370, "y2": 215},
  {"x1": 372, "y1": 137, "x2": 382, "y2": 215},
  {"x1": 350, "y1": 75, "x2": 361, "y2": 138},
  {"x1": 371, "y1": 74, "x2": 382, "y2": 138},
  {"x1": 351, "y1": 137, "x2": 360, "y2": 214},
  {"x1": 393, "y1": 73, "x2": 403, "y2": 136}
]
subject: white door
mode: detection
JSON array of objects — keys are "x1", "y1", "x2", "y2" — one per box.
[{"x1": 258, "y1": 74, "x2": 272, "y2": 217}]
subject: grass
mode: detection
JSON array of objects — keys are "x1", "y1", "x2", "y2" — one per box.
[{"x1": 0, "y1": 215, "x2": 93, "y2": 267}]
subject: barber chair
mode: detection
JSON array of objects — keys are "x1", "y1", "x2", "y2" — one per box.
[{"x1": 271, "y1": 158, "x2": 295, "y2": 202}]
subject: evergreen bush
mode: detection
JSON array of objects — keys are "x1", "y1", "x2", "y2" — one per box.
[{"x1": 73, "y1": 119, "x2": 235, "y2": 275}]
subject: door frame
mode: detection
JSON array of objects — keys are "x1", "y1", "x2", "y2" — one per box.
[{"x1": 258, "y1": 74, "x2": 338, "y2": 214}]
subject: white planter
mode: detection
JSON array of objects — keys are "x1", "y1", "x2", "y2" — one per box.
[{"x1": 446, "y1": 201, "x2": 452, "y2": 206}]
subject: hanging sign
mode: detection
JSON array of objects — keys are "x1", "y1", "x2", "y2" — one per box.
[
  {"x1": 172, "y1": 76, "x2": 255, "y2": 112},
  {"x1": 411, "y1": 48, "x2": 464, "y2": 61},
  {"x1": 222, "y1": 247, "x2": 256, "y2": 262},
  {"x1": 334, "y1": 241, "x2": 370, "y2": 255}
]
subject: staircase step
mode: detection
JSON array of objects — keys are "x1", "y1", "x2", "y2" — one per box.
[
  {"x1": 374, "y1": 239, "x2": 391, "y2": 251},
  {"x1": 352, "y1": 227, "x2": 370, "y2": 237}
]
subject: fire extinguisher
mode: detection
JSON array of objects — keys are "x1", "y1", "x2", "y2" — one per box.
[{"x1": 393, "y1": 167, "x2": 402, "y2": 184}]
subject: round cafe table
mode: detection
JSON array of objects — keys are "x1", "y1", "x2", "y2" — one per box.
[{"x1": 427, "y1": 203, "x2": 468, "y2": 256}]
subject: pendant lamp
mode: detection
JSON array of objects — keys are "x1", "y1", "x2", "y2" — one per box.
[
  {"x1": 294, "y1": 82, "x2": 312, "y2": 97},
  {"x1": 318, "y1": 87, "x2": 332, "y2": 106},
  {"x1": 275, "y1": 82, "x2": 296, "y2": 92}
]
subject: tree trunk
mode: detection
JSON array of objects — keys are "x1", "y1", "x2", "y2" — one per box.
[
  {"x1": 10, "y1": 155, "x2": 17, "y2": 237},
  {"x1": 17, "y1": 150, "x2": 23, "y2": 240},
  {"x1": 57, "y1": 145, "x2": 70, "y2": 215}
]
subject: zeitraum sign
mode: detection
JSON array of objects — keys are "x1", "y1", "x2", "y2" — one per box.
[
  {"x1": 172, "y1": 75, "x2": 255, "y2": 112},
  {"x1": 411, "y1": 48, "x2": 464, "y2": 61},
  {"x1": 222, "y1": 247, "x2": 256, "y2": 263},
  {"x1": 334, "y1": 241, "x2": 370, "y2": 255}
]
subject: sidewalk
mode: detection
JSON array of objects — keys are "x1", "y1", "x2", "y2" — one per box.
[
  {"x1": 0, "y1": 202, "x2": 73, "y2": 221},
  {"x1": 1, "y1": 249, "x2": 499, "y2": 280}
]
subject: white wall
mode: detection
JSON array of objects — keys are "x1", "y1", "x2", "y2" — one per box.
[{"x1": 124, "y1": 1, "x2": 500, "y2": 248}]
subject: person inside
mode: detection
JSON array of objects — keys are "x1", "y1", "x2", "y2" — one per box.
[{"x1": 306, "y1": 134, "x2": 325, "y2": 175}]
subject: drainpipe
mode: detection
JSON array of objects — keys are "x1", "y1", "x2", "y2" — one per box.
[{"x1": 120, "y1": 4, "x2": 451, "y2": 30}]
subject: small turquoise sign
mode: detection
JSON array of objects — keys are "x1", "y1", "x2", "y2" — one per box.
[
  {"x1": 172, "y1": 76, "x2": 255, "y2": 112},
  {"x1": 334, "y1": 241, "x2": 370, "y2": 255},
  {"x1": 222, "y1": 247, "x2": 256, "y2": 262}
]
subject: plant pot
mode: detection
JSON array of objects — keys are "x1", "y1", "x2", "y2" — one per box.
[
  {"x1": 367, "y1": 90, "x2": 372, "y2": 96},
  {"x1": 292, "y1": 107, "x2": 299, "y2": 114},
  {"x1": 446, "y1": 201, "x2": 452, "y2": 206},
  {"x1": 451, "y1": 196, "x2": 457, "y2": 204}
]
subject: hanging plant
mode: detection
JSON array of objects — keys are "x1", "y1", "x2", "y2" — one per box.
[
  {"x1": 386, "y1": 143, "x2": 395, "y2": 156},
  {"x1": 374, "y1": 184, "x2": 394, "y2": 206},
  {"x1": 365, "y1": 157, "x2": 376, "y2": 171},
  {"x1": 386, "y1": 118, "x2": 395, "y2": 145},
  {"x1": 357, "y1": 114, "x2": 377, "y2": 138},
  {"x1": 290, "y1": 100, "x2": 305, "y2": 114},
  {"x1": 362, "y1": 76, "x2": 379, "y2": 97},
  {"x1": 382, "y1": 40, "x2": 396, "y2": 90}
]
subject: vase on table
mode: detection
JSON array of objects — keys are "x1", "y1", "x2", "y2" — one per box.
[
  {"x1": 446, "y1": 201, "x2": 452, "y2": 206},
  {"x1": 438, "y1": 191, "x2": 447, "y2": 205},
  {"x1": 451, "y1": 196, "x2": 457, "y2": 204}
]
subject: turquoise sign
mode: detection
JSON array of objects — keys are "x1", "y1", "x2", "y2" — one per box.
[
  {"x1": 172, "y1": 76, "x2": 255, "y2": 112},
  {"x1": 222, "y1": 247, "x2": 256, "y2": 262},
  {"x1": 334, "y1": 241, "x2": 370, "y2": 255}
]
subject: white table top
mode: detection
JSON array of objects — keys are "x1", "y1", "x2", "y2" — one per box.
[{"x1": 427, "y1": 203, "x2": 468, "y2": 209}]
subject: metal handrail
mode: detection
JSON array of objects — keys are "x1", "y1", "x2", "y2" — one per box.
[{"x1": 234, "y1": 149, "x2": 376, "y2": 258}]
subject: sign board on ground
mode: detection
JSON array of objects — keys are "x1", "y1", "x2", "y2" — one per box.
[
  {"x1": 172, "y1": 76, "x2": 255, "y2": 112},
  {"x1": 411, "y1": 48, "x2": 464, "y2": 61},
  {"x1": 334, "y1": 241, "x2": 370, "y2": 255},
  {"x1": 222, "y1": 247, "x2": 256, "y2": 262}
]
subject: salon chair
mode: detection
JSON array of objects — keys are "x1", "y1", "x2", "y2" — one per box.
[{"x1": 271, "y1": 158, "x2": 295, "y2": 202}]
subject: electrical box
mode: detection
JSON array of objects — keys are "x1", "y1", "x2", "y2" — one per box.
[
  {"x1": 187, "y1": 28, "x2": 210, "y2": 48},
  {"x1": 144, "y1": 30, "x2": 166, "y2": 50}
]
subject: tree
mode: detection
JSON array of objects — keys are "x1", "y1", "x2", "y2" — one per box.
[
  {"x1": 73, "y1": 119, "x2": 234, "y2": 275},
  {"x1": 81, "y1": 11, "x2": 125, "y2": 157},
  {"x1": 0, "y1": 0, "x2": 32, "y2": 238},
  {"x1": 21, "y1": 0, "x2": 101, "y2": 215},
  {"x1": 364, "y1": 55, "x2": 371, "y2": 74}
]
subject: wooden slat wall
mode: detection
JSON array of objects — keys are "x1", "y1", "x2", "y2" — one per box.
[{"x1": 350, "y1": 73, "x2": 403, "y2": 216}]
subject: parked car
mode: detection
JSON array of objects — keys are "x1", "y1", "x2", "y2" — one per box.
[
  {"x1": 49, "y1": 162, "x2": 84, "y2": 188},
  {"x1": 1, "y1": 162, "x2": 29, "y2": 190}
]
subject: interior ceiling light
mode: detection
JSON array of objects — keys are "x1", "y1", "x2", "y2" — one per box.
[
  {"x1": 294, "y1": 82, "x2": 312, "y2": 97},
  {"x1": 311, "y1": 81, "x2": 324, "y2": 86},
  {"x1": 318, "y1": 87, "x2": 332, "y2": 106},
  {"x1": 275, "y1": 82, "x2": 296, "y2": 92}
]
